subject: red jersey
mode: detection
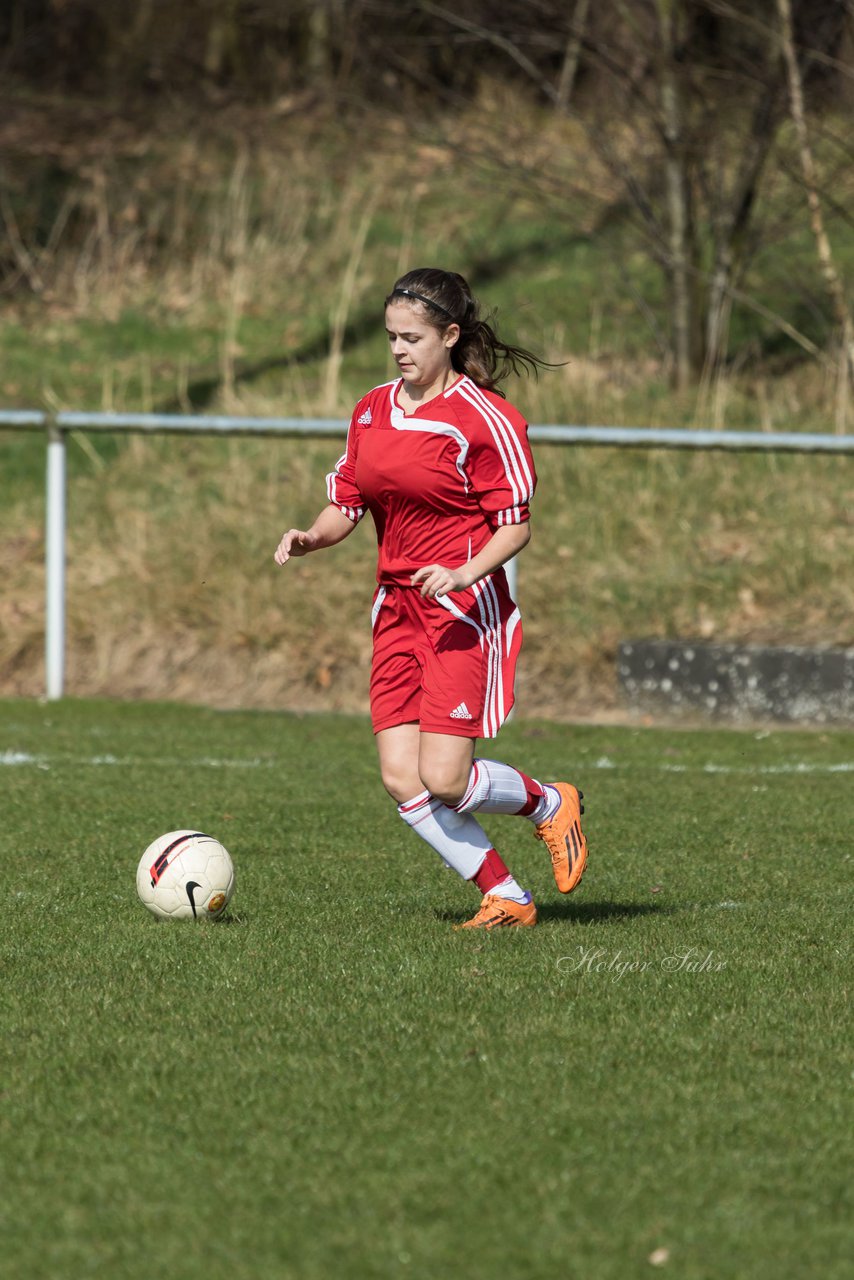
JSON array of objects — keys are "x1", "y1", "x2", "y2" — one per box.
[{"x1": 326, "y1": 374, "x2": 537, "y2": 586}]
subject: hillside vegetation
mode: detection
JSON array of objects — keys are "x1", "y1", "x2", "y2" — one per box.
[{"x1": 1, "y1": 87, "x2": 853, "y2": 714}]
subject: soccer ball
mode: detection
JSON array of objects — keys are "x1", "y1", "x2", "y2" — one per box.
[{"x1": 136, "y1": 830, "x2": 235, "y2": 921}]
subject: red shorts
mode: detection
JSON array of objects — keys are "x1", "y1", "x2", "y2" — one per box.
[{"x1": 369, "y1": 570, "x2": 522, "y2": 739}]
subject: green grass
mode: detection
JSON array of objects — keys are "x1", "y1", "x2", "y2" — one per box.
[{"x1": 1, "y1": 699, "x2": 851, "y2": 1279}]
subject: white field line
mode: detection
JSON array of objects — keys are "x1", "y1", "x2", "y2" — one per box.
[
  {"x1": 0, "y1": 750, "x2": 273, "y2": 769},
  {"x1": 591, "y1": 755, "x2": 854, "y2": 775},
  {"x1": 2, "y1": 749, "x2": 853, "y2": 775}
]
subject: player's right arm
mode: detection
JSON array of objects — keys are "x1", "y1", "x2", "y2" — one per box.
[
  {"x1": 276, "y1": 396, "x2": 368, "y2": 566},
  {"x1": 274, "y1": 504, "x2": 357, "y2": 565}
]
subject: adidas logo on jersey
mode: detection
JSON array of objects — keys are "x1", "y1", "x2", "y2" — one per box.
[
  {"x1": 449, "y1": 702, "x2": 474, "y2": 720},
  {"x1": 357, "y1": 407, "x2": 373, "y2": 425}
]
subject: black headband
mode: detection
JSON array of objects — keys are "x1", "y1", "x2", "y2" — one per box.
[{"x1": 390, "y1": 287, "x2": 456, "y2": 321}]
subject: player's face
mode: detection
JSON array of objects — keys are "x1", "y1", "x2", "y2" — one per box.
[{"x1": 385, "y1": 302, "x2": 460, "y2": 394}]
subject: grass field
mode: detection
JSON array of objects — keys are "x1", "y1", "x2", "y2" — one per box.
[{"x1": 1, "y1": 698, "x2": 851, "y2": 1279}]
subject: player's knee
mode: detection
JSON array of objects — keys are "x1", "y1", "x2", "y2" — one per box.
[
  {"x1": 381, "y1": 764, "x2": 422, "y2": 806},
  {"x1": 418, "y1": 762, "x2": 467, "y2": 808}
]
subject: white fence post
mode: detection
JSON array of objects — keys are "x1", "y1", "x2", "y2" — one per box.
[{"x1": 45, "y1": 420, "x2": 66, "y2": 700}]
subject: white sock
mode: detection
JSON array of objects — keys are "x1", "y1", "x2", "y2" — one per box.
[
  {"x1": 454, "y1": 759, "x2": 561, "y2": 823},
  {"x1": 529, "y1": 786, "x2": 561, "y2": 823},
  {"x1": 398, "y1": 790, "x2": 491, "y2": 880},
  {"x1": 491, "y1": 877, "x2": 531, "y2": 904}
]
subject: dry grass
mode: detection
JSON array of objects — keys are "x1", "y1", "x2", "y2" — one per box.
[
  {"x1": 4, "y1": 431, "x2": 852, "y2": 716},
  {"x1": 2, "y1": 91, "x2": 853, "y2": 712}
]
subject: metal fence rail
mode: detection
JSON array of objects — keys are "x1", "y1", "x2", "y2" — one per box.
[
  {"x1": 6, "y1": 409, "x2": 854, "y2": 450},
  {"x1": 2, "y1": 409, "x2": 852, "y2": 701}
]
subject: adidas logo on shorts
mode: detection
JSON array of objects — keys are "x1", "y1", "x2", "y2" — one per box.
[
  {"x1": 449, "y1": 702, "x2": 474, "y2": 720},
  {"x1": 357, "y1": 407, "x2": 373, "y2": 425}
]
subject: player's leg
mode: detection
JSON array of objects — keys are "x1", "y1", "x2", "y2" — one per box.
[
  {"x1": 377, "y1": 726, "x2": 535, "y2": 927},
  {"x1": 375, "y1": 722, "x2": 423, "y2": 804},
  {"x1": 453, "y1": 757, "x2": 557, "y2": 820},
  {"x1": 372, "y1": 585, "x2": 534, "y2": 927},
  {"x1": 399, "y1": 587, "x2": 533, "y2": 924},
  {"x1": 416, "y1": 728, "x2": 475, "y2": 808},
  {"x1": 423, "y1": 573, "x2": 589, "y2": 896},
  {"x1": 378, "y1": 725, "x2": 489, "y2": 878},
  {"x1": 418, "y1": 732, "x2": 587, "y2": 898},
  {"x1": 415, "y1": 730, "x2": 534, "y2": 924},
  {"x1": 454, "y1": 759, "x2": 588, "y2": 895}
]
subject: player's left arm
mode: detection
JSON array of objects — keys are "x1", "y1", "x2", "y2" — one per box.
[
  {"x1": 411, "y1": 398, "x2": 536, "y2": 598},
  {"x1": 411, "y1": 523, "x2": 531, "y2": 599}
]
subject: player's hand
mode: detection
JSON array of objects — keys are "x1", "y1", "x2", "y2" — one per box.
[
  {"x1": 274, "y1": 529, "x2": 318, "y2": 565},
  {"x1": 410, "y1": 564, "x2": 470, "y2": 598}
]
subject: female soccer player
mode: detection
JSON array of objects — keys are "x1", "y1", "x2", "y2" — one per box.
[{"x1": 274, "y1": 268, "x2": 588, "y2": 929}]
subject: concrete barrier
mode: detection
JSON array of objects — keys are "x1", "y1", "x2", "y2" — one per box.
[{"x1": 617, "y1": 640, "x2": 854, "y2": 725}]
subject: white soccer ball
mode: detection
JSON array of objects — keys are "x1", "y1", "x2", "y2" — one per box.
[{"x1": 136, "y1": 830, "x2": 235, "y2": 921}]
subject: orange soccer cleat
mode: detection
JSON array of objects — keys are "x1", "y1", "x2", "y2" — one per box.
[
  {"x1": 455, "y1": 894, "x2": 538, "y2": 930},
  {"x1": 534, "y1": 783, "x2": 588, "y2": 893}
]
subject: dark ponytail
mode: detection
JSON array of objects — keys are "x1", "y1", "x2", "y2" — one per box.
[{"x1": 385, "y1": 267, "x2": 554, "y2": 395}]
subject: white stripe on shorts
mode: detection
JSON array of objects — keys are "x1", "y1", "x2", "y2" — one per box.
[{"x1": 435, "y1": 578, "x2": 507, "y2": 737}]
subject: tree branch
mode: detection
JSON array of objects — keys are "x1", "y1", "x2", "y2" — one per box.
[{"x1": 777, "y1": 0, "x2": 854, "y2": 407}]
